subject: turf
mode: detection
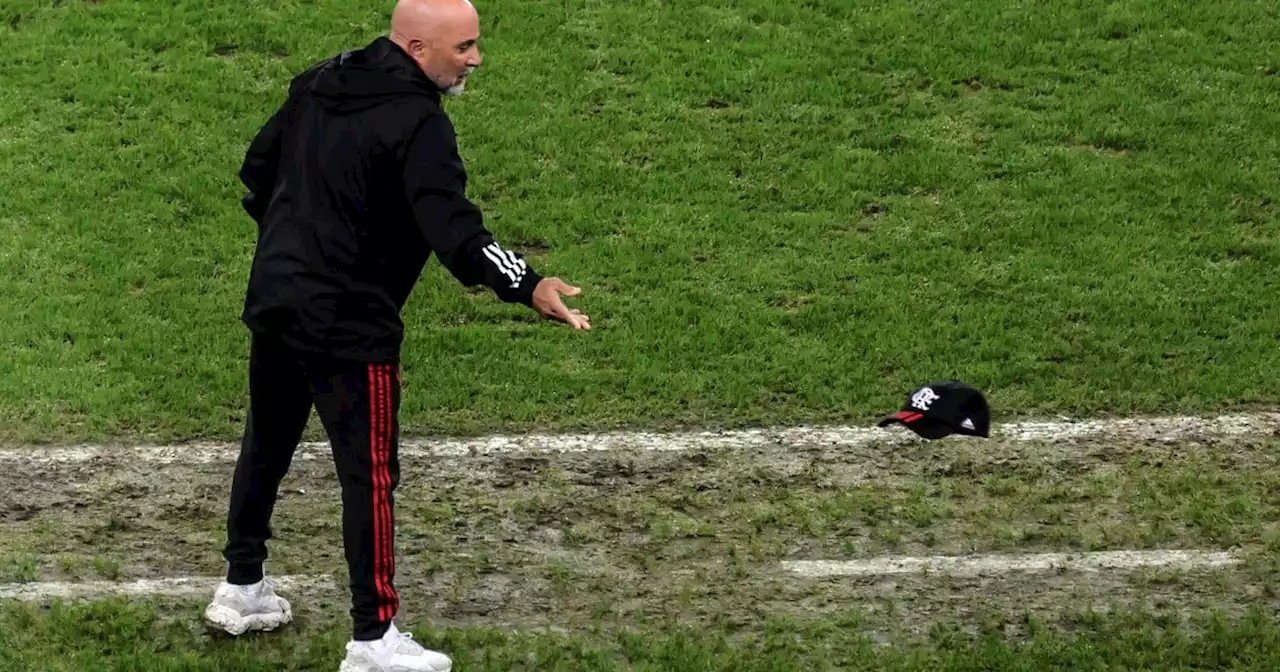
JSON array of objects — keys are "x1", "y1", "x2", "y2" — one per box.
[
  {"x1": 2, "y1": 0, "x2": 1278, "y2": 444},
  {"x1": 5, "y1": 434, "x2": 1279, "y2": 639},
  {"x1": 4, "y1": 599, "x2": 1280, "y2": 671},
  {"x1": 4, "y1": 0, "x2": 1280, "y2": 669}
]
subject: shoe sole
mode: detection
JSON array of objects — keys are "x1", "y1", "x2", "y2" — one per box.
[
  {"x1": 337, "y1": 655, "x2": 451, "y2": 672},
  {"x1": 337, "y1": 661, "x2": 451, "y2": 672},
  {"x1": 203, "y1": 603, "x2": 292, "y2": 636}
]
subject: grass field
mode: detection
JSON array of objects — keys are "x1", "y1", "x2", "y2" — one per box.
[
  {"x1": 3, "y1": 0, "x2": 1279, "y2": 444},
  {"x1": 3, "y1": 0, "x2": 1280, "y2": 669}
]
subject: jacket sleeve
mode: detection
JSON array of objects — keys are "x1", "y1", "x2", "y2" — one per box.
[
  {"x1": 239, "y1": 105, "x2": 286, "y2": 224},
  {"x1": 401, "y1": 112, "x2": 543, "y2": 307}
]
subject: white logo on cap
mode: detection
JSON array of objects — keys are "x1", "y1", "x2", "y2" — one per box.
[
  {"x1": 910, "y1": 387, "x2": 941, "y2": 411},
  {"x1": 961, "y1": 418, "x2": 975, "y2": 431}
]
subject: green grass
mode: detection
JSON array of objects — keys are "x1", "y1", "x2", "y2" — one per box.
[
  {"x1": 4, "y1": 0, "x2": 1280, "y2": 669},
  {"x1": 4, "y1": 599, "x2": 1280, "y2": 671},
  {"x1": 2, "y1": 0, "x2": 1278, "y2": 443},
  {"x1": 0, "y1": 554, "x2": 38, "y2": 584}
]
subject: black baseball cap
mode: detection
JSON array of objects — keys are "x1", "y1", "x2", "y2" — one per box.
[{"x1": 877, "y1": 380, "x2": 990, "y2": 439}]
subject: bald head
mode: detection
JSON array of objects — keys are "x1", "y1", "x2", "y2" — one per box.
[{"x1": 389, "y1": 0, "x2": 482, "y2": 95}]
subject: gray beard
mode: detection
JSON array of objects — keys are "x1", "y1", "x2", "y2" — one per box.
[{"x1": 442, "y1": 67, "x2": 475, "y2": 96}]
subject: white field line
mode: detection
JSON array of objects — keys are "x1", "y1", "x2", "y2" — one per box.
[
  {"x1": 0, "y1": 412, "x2": 1276, "y2": 466},
  {"x1": 782, "y1": 550, "x2": 1241, "y2": 578},
  {"x1": 0, "y1": 574, "x2": 334, "y2": 601},
  {"x1": 1, "y1": 550, "x2": 1243, "y2": 602}
]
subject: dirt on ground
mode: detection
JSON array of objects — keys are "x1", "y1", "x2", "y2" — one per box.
[{"x1": 1, "y1": 429, "x2": 1278, "y2": 643}]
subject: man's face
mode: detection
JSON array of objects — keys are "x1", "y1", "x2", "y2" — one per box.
[{"x1": 407, "y1": 14, "x2": 482, "y2": 95}]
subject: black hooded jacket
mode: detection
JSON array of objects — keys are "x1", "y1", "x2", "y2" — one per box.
[{"x1": 237, "y1": 36, "x2": 542, "y2": 362}]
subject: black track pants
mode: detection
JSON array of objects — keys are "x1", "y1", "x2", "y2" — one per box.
[{"x1": 222, "y1": 333, "x2": 401, "y2": 641}]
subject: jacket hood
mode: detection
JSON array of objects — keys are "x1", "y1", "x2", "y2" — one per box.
[{"x1": 306, "y1": 37, "x2": 442, "y2": 113}]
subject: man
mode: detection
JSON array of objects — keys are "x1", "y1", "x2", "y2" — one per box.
[{"x1": 202, "y1": 1, "x2": 589, "y2": 670}]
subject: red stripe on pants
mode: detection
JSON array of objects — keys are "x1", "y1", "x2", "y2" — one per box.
[
  {"x1": 369, "y1": 364, "x2": 392, "y2": 623},
  {"x1": 378, "y1": 365, "x2": 394, "y2": 621},
  {"x1": 369, "y1": 365, "x2": 399, "y2": 623},
  {"x1": 367, "y1": 365, "x2": 384, "y2": 622}
]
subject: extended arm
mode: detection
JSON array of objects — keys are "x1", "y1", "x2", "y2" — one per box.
[{"x1": 401, "y1": 112, "x2": 543, "y2": 305}]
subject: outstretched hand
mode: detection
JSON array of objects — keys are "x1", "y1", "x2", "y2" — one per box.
[{"x1": 531, "y1": 278, "x2": 591, "y2": 330}]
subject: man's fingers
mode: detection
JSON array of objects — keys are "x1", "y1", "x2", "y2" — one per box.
[
  {"x1": 563, "y1": 309, "x2": 589, "y2": 326},
  {"x1": 555, "y1": 303, "x2": 590, "y2": 330},
  {"x1": 545, "y1": 277, "x2": 581, "y2": 295},
  {"x1": 533, "y1": 278, "x2": 589, "y2": 329}
]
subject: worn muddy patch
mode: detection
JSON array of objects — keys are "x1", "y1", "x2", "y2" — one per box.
[{"x1": 2, "y1": 433, "x2": 1278, "y2": 640}]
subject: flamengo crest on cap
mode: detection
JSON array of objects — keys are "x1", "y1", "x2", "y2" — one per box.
[{"x1": 910, "y1": 387, "x2": 940, "y2": 411}]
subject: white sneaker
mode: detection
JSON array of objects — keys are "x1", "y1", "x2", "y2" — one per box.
[
  {"x1": 203, "y1": 577, "x2": 293, "y2": 636},
  {"x1": 338, "y1": 622, "x2": 452, "y2": 672}
]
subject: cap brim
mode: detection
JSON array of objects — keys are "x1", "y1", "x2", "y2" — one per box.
[{"x1": 877, "y1": 410, "x2": 925, "y2": 427}]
